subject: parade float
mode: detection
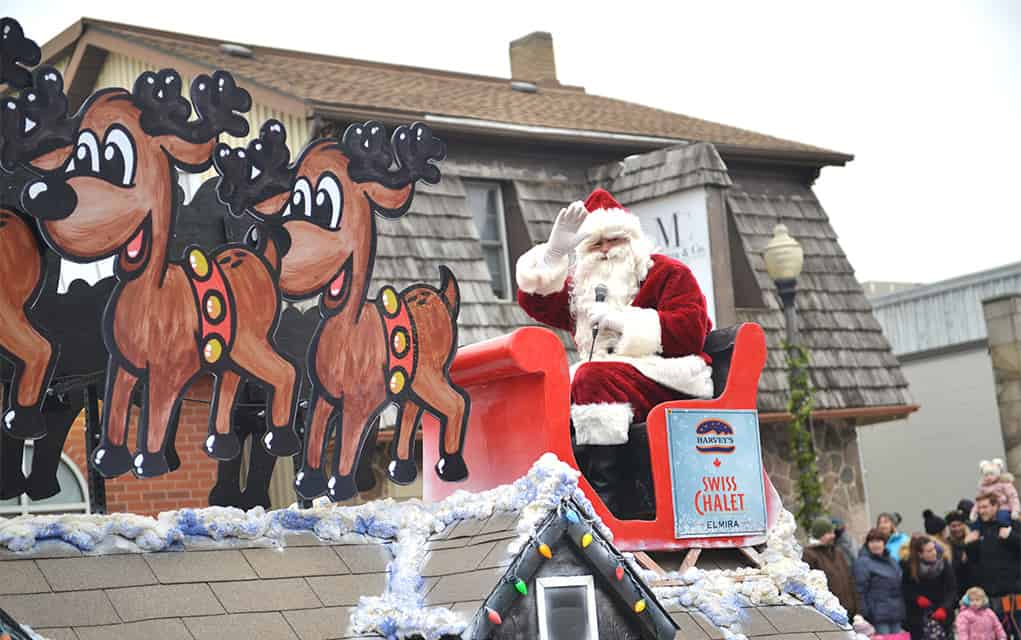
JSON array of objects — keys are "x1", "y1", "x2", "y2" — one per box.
[{"x1": 0, "y1": 17, "x2": 855, "y2": 640}]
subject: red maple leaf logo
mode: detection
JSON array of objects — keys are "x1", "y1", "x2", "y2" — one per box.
[{"x1": 713, "y1": 458, "x2": 721, "y2": 468}]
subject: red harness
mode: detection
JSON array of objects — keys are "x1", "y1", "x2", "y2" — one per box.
[
  {"x1": 377, "y1": 285, "x2": 416, "y2": 396},
  {"x1": 185, "y1": 248, "x2": 234, "y2": 365}
]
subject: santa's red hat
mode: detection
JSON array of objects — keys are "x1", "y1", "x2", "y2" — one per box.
[{"x1": 578, "y1": 188, "x2": 644, "y2": 245}]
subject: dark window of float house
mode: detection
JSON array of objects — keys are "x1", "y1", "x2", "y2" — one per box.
[
  {"x1": 466, "y1": 180, "x2": 513, "y2": 300},
  {"x1": 536, "y1": 575, "x2": 599, "y2": 640}
]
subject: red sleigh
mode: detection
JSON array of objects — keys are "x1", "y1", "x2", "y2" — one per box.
[{"x1": 423, "y1": 322, "x2": 782, "y2": 552}]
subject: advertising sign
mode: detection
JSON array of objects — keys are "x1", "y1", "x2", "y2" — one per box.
[
  {"x1": 629, "y1": 188, "x2": 715, "y2": 326},
  {"x1": 666, "y1": 408, "x2": 767, "y2": 539}
]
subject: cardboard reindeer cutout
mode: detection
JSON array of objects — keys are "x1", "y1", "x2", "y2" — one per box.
[
  {"x1": 215, "y1": 119, "x2": 471, "y2": 501},
  {"x1": 8, "y1": 62, "x2": 301, "y2": 479},
  {"x1": 1, "y1": 18, "x2": 115, "y2": 502}
]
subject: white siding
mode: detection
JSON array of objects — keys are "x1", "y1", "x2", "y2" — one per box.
[
  {"x1": 871, "y1": 262, "x2": 1021, "y2": 356},
  {"x1": 91, "y1": 52, "x2": 310, "y2": 184}
]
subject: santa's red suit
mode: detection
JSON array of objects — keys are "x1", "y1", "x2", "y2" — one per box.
[{"x1": 515, "y1": 188, "x2": 713, "y2": 447}]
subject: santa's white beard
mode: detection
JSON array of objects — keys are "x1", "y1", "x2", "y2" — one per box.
[{"x1": 571, "y1": 243, "x2": 648, "y2": 356}]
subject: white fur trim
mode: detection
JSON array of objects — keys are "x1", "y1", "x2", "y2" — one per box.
[
  {"x1": 572, "y1": 402, "x2": 633, "y2": 445},
  {"x1": 614, "y1": 307, "x2": 662, "y2": 357},
  {"x1": 515, "y1": 243, "x2": 569, "y2": 295},
  {"x1": 578, "y1": 208, "x2": 644, "y2": 244},
  {"x1": 580, "y1": 353, "x2": 713, "y2": 399}
]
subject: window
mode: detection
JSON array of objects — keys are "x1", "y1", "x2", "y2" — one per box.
[
  {"x1": 465, "y1": 181, "x2": 512, "y2": 300},
  {"x1": 0, "y1": 445, "x2": 90, "y2": 516},
  {"x1": 536, "y1": 575, "x2": 599, "y2": 640}
]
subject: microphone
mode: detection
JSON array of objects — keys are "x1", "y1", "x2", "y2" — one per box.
[{"x1": 589, "y1": 284, "x2": 607, "y2": 362}]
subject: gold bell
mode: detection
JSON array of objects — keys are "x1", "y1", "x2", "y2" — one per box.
[
  {"x1": 188, "y1": 249, "x2": 210, "y2": 278},
  {"x1": 381, "y1": 288, "x2": 399, "y2": 315},
  {"x1": 205, "y1": 293, "x2": 224, "y2": 322},
  {"x1": 389, "y1": 369, "x2": 406, "y2": 394},
  {"x1": 392, "y1": 328, "x2": 409, "y2": 356},
  {"x1": 203, "y1": 336, "x2": 224, "y2": 364}
]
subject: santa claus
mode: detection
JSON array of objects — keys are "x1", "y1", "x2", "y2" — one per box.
[{"x1": 515, "y1": 187, "x2": 714, "y2": 446}]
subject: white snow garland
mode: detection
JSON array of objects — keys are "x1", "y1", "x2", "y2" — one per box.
[{"x1": 0, "y1": 454, "x2": 853, "y2": 638}]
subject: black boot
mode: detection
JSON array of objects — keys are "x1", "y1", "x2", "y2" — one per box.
[{"x1": 577, "y1": 444, "x2": 625, "y2": 518}]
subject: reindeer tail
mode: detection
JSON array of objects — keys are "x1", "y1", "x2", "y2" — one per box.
[{"x1": 438, "y1": 265, "x2": 460, "y2": 317}]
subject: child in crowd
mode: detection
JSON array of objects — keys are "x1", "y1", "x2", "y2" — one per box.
[{"x1": 955, "y1": 587, "x2": 1007, "y2": 640}]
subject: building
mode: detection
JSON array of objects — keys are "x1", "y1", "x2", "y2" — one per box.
[
  {"x1": 4, "y1": 17, "x2": 912, "y2": 536},
  {"x1": 861, "y1": 264, "x2": 1021, "y2": 533}
]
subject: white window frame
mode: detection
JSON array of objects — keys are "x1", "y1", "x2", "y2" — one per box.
[
  {"x1": 464, "y1": 180, "x2": 512, "y2": 301},
  {"x1": 535, "y1": 574, "x2": 599, "y2": 640},
  {"x1": 0, "y1": 444, "x2": 90, "y2": 516}
]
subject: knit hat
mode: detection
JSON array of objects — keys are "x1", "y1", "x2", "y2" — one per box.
[
  {"x1": 810, "y1": 516, "x2": 835, "y2": 540},
  {"x1": 957, "y1": 499, "x2": 975, "y2": 515},
  {"x1": 923, "y1": 509, "x2": 946, "y2": 535},
  {"x1": 945, "y1": 510, "x2": 967, "y2": 525},
  {"x1": 577, "y1": 188, "x2": 644, "y2": 245}
]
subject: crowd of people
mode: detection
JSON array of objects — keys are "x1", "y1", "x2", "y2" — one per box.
[{"x1": 803, "y1": 493, "x2": 1021, "y2": 640}]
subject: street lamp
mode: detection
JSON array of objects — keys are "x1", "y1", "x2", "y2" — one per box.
[{"x1": 764, "y1": 223, "x2": 804, "y2": 345}]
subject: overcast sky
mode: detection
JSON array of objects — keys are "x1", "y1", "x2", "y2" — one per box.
[{"x1": 6, "y1": 0, "x2": 1018, "y2": 284}]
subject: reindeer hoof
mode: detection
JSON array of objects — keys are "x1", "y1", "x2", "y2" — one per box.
[
  {"x1": 435, "y1": 453, "x2": 469, "y2": 482},
  {"x1": 387, "y1": 458, "x2": 418, "y2": 485},
  {"x1": 295, "y1": 467, "x2": 329, "y2": 499},
  {"x1": 204, "y1": 432, "x2": 241, "y2": 460},
  {"x1": 0, "y1": 470, "x2": 28, "y2": 500},
  {"x1": 327, "y1": 474, "x2": 358, "y2": 502},
  {"x1": 262, "y1": 426, "x2": 300, "y2": 457},
  {"x1": 132, "y1": 450, "x2": 171, "y2": 478},
  {"x1": 27, "y1": 473, "x2": 62, "y2": 501},
  {"x1": 91, "y1": 442, "x2": 134, "y2": 478},
  {"x1": 3, "y1": 407, "x2": 47, "y2": 440}
]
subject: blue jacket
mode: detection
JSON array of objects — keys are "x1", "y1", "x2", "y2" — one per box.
[
  {"x1": 887, "y1": 532, "x2": 909, "y2": 558},
  {"x1": 854, "y1": 548, "x2": 906, "y2": 624}
]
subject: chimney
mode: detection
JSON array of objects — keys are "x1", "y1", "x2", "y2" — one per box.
[{"x1": 509, "y1": 32, "x2": 559, "y2": 86}]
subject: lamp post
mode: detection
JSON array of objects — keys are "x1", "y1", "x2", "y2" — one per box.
[{"x1": 764, "y1": 224, "x2": 805, "y2": 345}]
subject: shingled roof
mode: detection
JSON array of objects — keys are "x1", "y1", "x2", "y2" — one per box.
[
  {"x1": 0, "y1": 458, "x2": 851, "y2": 640},
  {"x1": 45, "y1": 18, "x2": 851, "y2": 162}
]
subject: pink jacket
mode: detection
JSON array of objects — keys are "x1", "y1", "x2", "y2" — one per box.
[
  {"x1": 973, "y1": 477, "x2": 1021, "y2": 517},
  {"x1": 955, "y1": 606, "x2": 1006, "y2": 640}
]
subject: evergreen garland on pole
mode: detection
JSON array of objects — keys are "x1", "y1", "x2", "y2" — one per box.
[{"x1": 784, "y1": 341, "x2": 823, "y2": 532}]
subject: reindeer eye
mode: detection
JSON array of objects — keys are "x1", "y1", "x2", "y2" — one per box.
[
  {"x1": 314, "y1": 174, "x2": 343, "y2": 230},
  {"x1": 285, "y1": 178, "x2": 312, "y2": 218},
  {"x1": 101, "y1": 126, "x2": 135, "y2": 186},
  {"x1": 72, "y1": 131, "x2": 100, "y2": 174}
]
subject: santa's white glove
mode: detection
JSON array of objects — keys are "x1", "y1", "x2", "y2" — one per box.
[
  {"x1": 589, "y1": 303, "x2": 626, "y2": 333},
  {"x1": 544, "y1": 201, "x2": 587, "y2": 265}
]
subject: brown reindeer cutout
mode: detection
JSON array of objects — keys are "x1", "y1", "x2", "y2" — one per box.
[
  {"x1": 0, "y1": 19, "x2": 58, "y2": 441},
  {"x1": 215, "y1": 119, "x2": 470, "y2": 501},
  {"x1": 10, "y1": 66, "x2": 300, "y2": 478}
]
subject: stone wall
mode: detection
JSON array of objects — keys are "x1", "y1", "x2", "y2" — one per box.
[
  {"x1": 982, "y1": 294, "x2": 1021, "y2": 485},
  {"x1": 761, "y1": 419, "x2": 870, "y2": 541}
]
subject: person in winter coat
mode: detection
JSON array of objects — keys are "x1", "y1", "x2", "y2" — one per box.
[
  {"x1": 970, "y1": 459, "x2": 1021, "y2": 522},
  {"x1": 947, "y1": 509, "x2": 976, "y2": 599},
  {"x1": 879, "y1": 512, "x2": 911, "y2": 559},
  {"x1": 966, "y1": 493, "x2": 1021, "y2": 639},
  {"x1": 922, "y1": 509, "x2": 954, "y2": 562},
  {"x1": 804, "y1": 517, "x2": 861, "y2": 618},
  {"x1": 833, "y1": 516, "x2": 860, "y2": 568},
  {"x1": 902, "y1": 534, "x2": 957, "y2": 640},
  {"x1": 855, "y1": 528, "x2": 906, "y2": 634},
  {"x1": 956, "y1": 587, "x2": 1007, "y2": 640}
]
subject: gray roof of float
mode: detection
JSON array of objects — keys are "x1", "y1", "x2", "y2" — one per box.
[{"x1": 0, "y1": 508, "x2": 848, "y2": 640}]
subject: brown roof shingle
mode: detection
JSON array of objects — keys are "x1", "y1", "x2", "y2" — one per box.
[{"x1": 65, "y1": 18, "x2": 850, "y2": 162}]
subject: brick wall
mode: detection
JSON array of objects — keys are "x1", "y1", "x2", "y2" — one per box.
[{"x1": 63, "y1": 377, "x2": 219, "y2": 516}]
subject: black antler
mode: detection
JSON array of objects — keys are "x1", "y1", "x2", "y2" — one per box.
[
  {"x1": 0, "y1": 66, "x2": 74, "y2": 171},
  {"x1": 342, "y1": 121, "x2": 445, "y2": 188},
  {"x1": 213, "y1": 118, "x2": 295, "y2": 216},
  {"x1": 133, "y1": 69, "x2": 252, "y2": 143},
  {"x1": 0, "y1": 18, "x2": 41, "y2": 90}
]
